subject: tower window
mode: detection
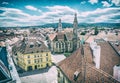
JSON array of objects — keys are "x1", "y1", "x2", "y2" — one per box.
[
  {"x1": 70, "y1": 42, "x2": 72, "y2": 48},
  {"x1": 56, "y1": 42, "x2": 59, "y2": 48}
]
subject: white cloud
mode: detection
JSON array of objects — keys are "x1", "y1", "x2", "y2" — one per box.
[
  {"x1": 2, "y1": 2, "x2": 9, "y2": 5},
  {"x1": 78, "y1": 7, "x2": 120, "y2": 23},
  {"x1": 102, "y1": 1, "x2": 112, "y2": 7},
  {"x1": 112, "y1": 0, "x2": 120, "y2": 6},
  {"x1": 25, "y1": 5, "x2": 37, "y2": 11},
  {"x1": 80, "y1": 7, "x2": 120, "y2": 17},
  {"x1": 0, "y1": 7, "x2": 30, "y2": 19},
  {"x1": 89, "y1": 0, "x2": 98, "y2": 4},
  {"x1": 0, "y1": 6, "x2": 119, "y2": 27},
  {"x1": 0, "y1": 7, "x2": 32, "y2": 26},
  {"x1": 80, "y1": 1, "x2": 86, "y2": 4},
  {"x1": 43, "y1": 5, "x2": 78, "y2": 23},
  {"x1": 46, "y1": 5, "x2": 77, "y2": 14},
  {"x1": 25, "y1": 5, "x2": 42, "y2": 13},
  {"x1": 94, "y1": 13, "x2": 120, "y2": 23}
]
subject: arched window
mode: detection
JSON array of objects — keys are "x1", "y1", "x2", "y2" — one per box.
[
  {"x1": 56, "y1": 42, "x2": 59, "y2": 48},
  {"x1": 59, "y1": 42, "x2": 61, "y2": 48}
]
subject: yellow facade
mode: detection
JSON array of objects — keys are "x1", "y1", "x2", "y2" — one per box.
[{"x1": 17, "y1": 51, "x2": 52, "y2": 71}]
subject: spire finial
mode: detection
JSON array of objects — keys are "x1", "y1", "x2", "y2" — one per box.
[
  {"x1": 75, "y1": 13, "x2": 77, "y2": 17},
  {"x1": 59, "y1": 18, "x2": 61, "y2": 22}
]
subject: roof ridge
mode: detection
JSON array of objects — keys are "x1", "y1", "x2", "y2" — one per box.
[{"x1": 86, "y1": 63, "x2": 119, "y2": 82}]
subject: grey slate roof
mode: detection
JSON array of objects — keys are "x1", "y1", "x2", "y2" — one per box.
[{"x1": 13, "y1": 38, "x2": 50, "y2": 54}]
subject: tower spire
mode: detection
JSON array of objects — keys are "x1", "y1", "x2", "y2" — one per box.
[
  {"x1": 73, "y1": 13, "x2": 78, "y2": 51},
  {"x1": 58, "y1": 18, "x2": 62, "y2": 32},
  {"x1": 73, "y1": 13, "x2": 78, "y2": 38}
]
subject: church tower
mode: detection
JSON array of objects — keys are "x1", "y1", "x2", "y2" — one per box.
[
  {"x1": 73, "y1": 13, "x2": 78, "y2": 38},
  {"x1": 58, "y1": 19, "x2": 62, "y2": 32},
  {"x1": 73, "y1": 13, "x2": 78, "y2": 51}
]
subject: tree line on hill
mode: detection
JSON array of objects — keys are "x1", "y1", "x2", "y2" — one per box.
[{"x1": 0, "y1": 23, "x2": 120, "y2": 29}]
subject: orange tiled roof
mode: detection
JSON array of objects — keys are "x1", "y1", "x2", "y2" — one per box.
[
  {"x1": 98, "y1": 42, "x2": 120, "y2": 76},
  {"x1": 48, "y1": 33, "x2": 57, "y2": 41}
]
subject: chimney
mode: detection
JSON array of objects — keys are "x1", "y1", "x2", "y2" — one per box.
[
  {"x1": 73, "y1": 71, "x2": 79, "y2": 81},
  {"x1": 90, "y1": 42, "x2": 97, "y2": 50},
  {"x1": 90, "y1": 42, "x2": 101, "y2": 69},
  {"x1": 113, "y1": 65, "x2": 120, "y2": 82},
  {"x1": 93, "y1": 46, "x2": 101, "y2": 69}
]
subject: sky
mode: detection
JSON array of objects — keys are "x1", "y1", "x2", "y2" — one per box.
[{"x1": 0, "y1": 0, "x2": 120, "y2": 27}]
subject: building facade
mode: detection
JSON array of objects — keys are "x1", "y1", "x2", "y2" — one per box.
[
  {"x1": 16, "y1": 38, "x2": 52, "y2": 71},
  {"x1": 48, "y1": 14, "x2": 80, "y2": 53}
]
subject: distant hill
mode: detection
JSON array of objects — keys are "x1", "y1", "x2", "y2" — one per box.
[
  {"x1": 39, "y1": 23, "x2": 72, "y2": 28},
  {"x1": 0, "y1": 23, "x2": 120, "y2": 29},
  {"x1": 80, "y1": 23, "x2": 120, "y2": 28},
  {"x1": 39, "y1": 23, "x2": 120, "y2": 28}
]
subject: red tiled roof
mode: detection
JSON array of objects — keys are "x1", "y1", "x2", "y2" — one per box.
[
  {"x1": 98, "y1": 42, "x2": 120, "y2": 75},
  {"x1": 48, "y1": 33, "x2": 57, "y2": 41},
  {"x1": 57, "y1": 42, "x2": 120, "y2": 83}
]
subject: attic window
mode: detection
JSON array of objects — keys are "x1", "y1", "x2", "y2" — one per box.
[
  {"x1": 30, "y1": 45, "x2": 34, "y2": 48},
  {"x1": 30, "y1": 42, "x2": 34, "y2": 48},
  {"x1": 38, "y1": 44, "x2": 41, "y2": 47},
  {"x1": 73, "y1": 71, "x2": 80, "y2": 81},
  {"x1": 36, "y1": 41, "x2": 41, "y2": 47}
]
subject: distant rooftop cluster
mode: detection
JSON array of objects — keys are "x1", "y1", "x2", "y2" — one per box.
[{"x1": 0, "y1": 13, "x2": 120, "y2": 83}]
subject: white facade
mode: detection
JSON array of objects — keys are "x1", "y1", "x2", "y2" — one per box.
[
  {"x1": 118, "y1": 71, "x2": 120, "y2": 81},
  {"x1": 90, "y1": 42, "x2": 101, "y2": 69},
  {"x1": 113, "y1": 65, "x2": 120, "y2": 82},
  {"x1": 93, "y1": 46, "x2": 101, "y2": 69},
  {"x1": 90, "y1": 42, "x2": 97, "y2": 50}
]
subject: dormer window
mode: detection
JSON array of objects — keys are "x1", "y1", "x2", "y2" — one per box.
[
  {"x1": 30, "y1": 42, "x2": 34, "y2": 48},
  {"x1": 38, "y1": 44, "x2": 41, "y2": 47},
  {"x1": 30, "y1": 45, "x2": 34, "y2": 48},
  {"x1": 36, "y1": 41, "x2": 41, "y2": 47},
  {"x1": 73, "y1": 71, "x2": 80, "y2": 81}
]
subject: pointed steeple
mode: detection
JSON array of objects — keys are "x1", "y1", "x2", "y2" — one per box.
[
  {"x1": 73, "y1": 13, "x2": 79, "y2": 51},
  {"x1": 58, "y1": 18, "x2": 62, "y2": 32},
  {"x1": 74, "y1": 13, "x2": 78, "y2": 25},
  {"x1": 73, "y1": 13, "x2": 78, "y2": 38}
]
